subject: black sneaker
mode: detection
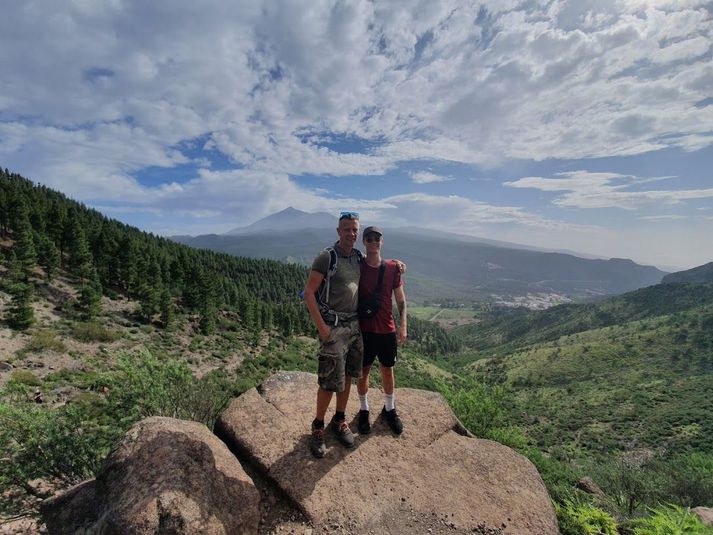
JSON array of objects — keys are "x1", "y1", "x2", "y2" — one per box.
[
  {"x1": 382, "y1": 407, "x2": 403, "y2": 435},
  {"x1": 358, "y1": 409, "x2": 371, "y2": 434},
  {"x1": 330, "y1": 417, "x2": 355, "y2": 448},
  {"x1": 310, "y1": 422, "x2": 326, "y2": 458}
]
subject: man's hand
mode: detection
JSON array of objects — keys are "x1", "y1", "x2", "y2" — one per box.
[
  {"x1": 318, "y1": 323, "x2": 331, "y2": 343},
  {"x1": 393, "y1": 259, "x2": 407, "y2": 274},
  {"x1": 397, "y1": 325, "x2": 407, "y2": 345}
]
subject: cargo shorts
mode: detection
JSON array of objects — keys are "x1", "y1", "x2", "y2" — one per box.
[{"x1": 318, "y1": 318, "x2": 363, "y2": 392}]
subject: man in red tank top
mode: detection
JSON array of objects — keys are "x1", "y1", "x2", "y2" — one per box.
[{"x1": 356, "y1": 226, "x2": 408, "y2": 435}]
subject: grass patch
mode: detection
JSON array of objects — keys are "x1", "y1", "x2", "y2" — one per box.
[
  {"x1": 22, "y1": 329, "x2": 67, "y2": 354},
  {"x1": 8, "y1": 370, "x2": 41, "y2": 387},
  {"x1": 71, "y1": 322, "x2": 120, "y2": 343}
]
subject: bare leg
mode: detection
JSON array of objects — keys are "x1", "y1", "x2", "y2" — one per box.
[
  {"x1": 357, "y1": 365, "x2": 372, "y2": 396},
  {"x1": 335, "y1": 378, "x2": 352, "y2": 413},
  {"x1": 316, "y1": 388, "x2": 333, "y2": 421},
  {"x1": 380, "y1": 364, "x2": 395, "y2": 395}
]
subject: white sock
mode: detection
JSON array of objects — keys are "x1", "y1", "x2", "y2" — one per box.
[
  {"x1": 384, "y1": 393, "x2": 395, "y2": 412},
  {"x1": 359, "y1": 394, "x2": 369, "y2": 411}
]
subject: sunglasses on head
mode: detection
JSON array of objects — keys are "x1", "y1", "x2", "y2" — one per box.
[
  {"x1": 339, "y1": 211, "x2": 359, "y2": 220},
  {"x1": 364, "y1": 234, "x2": 381, "y2": 242}
]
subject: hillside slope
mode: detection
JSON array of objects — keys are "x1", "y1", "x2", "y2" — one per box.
[
  {"x1": 452, "y1": 282, "x2": 713, "y2": 457},
  {"x1": 663, "y1": 261, "x2": 713, "y2": 284}
]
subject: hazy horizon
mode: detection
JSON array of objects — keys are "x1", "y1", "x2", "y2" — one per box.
[{"x1": 1, "y1": 1, "x2": 712, "y2": 270}]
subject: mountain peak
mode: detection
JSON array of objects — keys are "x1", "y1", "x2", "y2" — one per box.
[
  {"x1": 225, "y1": 207, "x2": 335, "y2": 235},
  {"x1": 276, "y1": 206, "x2": 306, "y2": 215}
]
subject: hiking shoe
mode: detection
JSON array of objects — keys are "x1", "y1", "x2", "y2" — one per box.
[
  {"x1": 382, "y1": 407, "x2": 403, "y2": 435},
  {"x1": 358, "y1": 409, "x2": 371, "y2": 435},
  {"x1": 310, "y1": 423, "x2": 326, "y2": 458},
  {"x1": 330, "y1": 417, "x2": 355, "y2": 448}
]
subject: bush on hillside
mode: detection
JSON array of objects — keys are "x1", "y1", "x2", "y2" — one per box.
[
  {"x1": 107, "y1": 349, "x2": 236, "y2": 429},
  {"x1": 0, "y1": 349, "x2": 249, "y2": 515},
  {"x1": 7, "y1": 370, "x2": 41, "y2": 387},
  {"x1": 441, "y1": 378, "x2": 508, "y2": 438},
  {"x1": 662, "y1": 452, "x2": 713, "y2": 508},
  {"x1": 555, "y1": 499, "x2": 618, "y2": 535},
  {"x1": 596, "y1": 456, "x2": 663, "y2": 515},
  {"x1": 70, "y1": 321, "x2": 120, "y2": 343},
  {"x1": 0, "y1": 401, "x2": 119, "y2": 514},
  {"x1": 628, "y1": 504, "x2": 713, "y2": 535},
  {"x1": 23, "y1": 329, "x2": 67, "y2": 353}
]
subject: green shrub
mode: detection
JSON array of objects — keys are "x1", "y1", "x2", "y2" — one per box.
[
  {"x1": 555, "y1": 499, "x2": 618, "y2": 535},
  {"x1": 487, "y1": 425, "x2": 529, "y2": 450},
  {"x1": 107, "y1": 349, "x2": 235, "y2": 429},
  {"x1": 71, "y1": 322, "x2": 120, "y2": 343},
  {"x1": 8, "y1": 370, "x2": 41, "y2": 387},
  {"x1": 0, "y1": 401, "x2": 122, "y2": 515},
  {"x1": 525, "y1": 447, "x2": 581, "y2": 503},
  {"x1": 596, "y1": 457, "x2": 663, "y2": 515},
  {"x1": 662, "y1": 453, "x2": 713, "y2": 507},
  {"x1": 0, "y1": 349, "x2": 247, "y2": 515},
  {"x1": 441, "y1": 378, "x2": 507, "y2": 438},
  {"x1": 630, "y1": 504, "x2": 713, "y2": 535},
  {"x1": 23, "y1": 329, "x2": 67, "y2": 353}
]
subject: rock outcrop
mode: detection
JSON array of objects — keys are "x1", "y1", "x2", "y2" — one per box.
[
  {"x1": 41, "y1": 417, "x2": 260, "y2": 534},
  {"x1": 216, "y1": 371, "x2": 559, "y2": 535},
  {"x1": 693, "y1": 507, "x2": 713, "y2": 527},
  {"x1": 576, "y1": 476, "x2": 607, "y2": 499}
]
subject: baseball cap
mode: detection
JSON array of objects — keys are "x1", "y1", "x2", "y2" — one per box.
[{"x1": 362, "y1": 226, "x2": 383, "y2": 238}]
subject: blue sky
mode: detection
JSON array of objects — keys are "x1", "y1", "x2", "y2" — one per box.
[{"x1": 1, "y1": 1, "x2": 712, "y2": 270}]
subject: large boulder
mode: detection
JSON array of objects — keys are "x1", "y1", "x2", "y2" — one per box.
[
  {"x1": 41, "y1": 417, "x2": 260, "y2": 534},
  {"x1": 216, "y1": 371, "x2": 559, "y2": 535}
]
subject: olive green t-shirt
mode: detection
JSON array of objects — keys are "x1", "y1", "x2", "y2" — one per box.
[{"x1": 311, "y1": 242, "x2": 361, "y2": 313}]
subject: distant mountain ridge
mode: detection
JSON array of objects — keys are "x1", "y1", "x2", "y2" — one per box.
[
  {"x1": 225, "y1": 208, "x2": 603, "y2": 258},
  {"x1": 173, "y1": 208, "x2": 667, "y2": 304},
  {"x1": 662, "y1": 261, "x2": 713, "y2": 284}
]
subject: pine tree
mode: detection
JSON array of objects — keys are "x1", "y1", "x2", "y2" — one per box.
[
  {"x1": 13, "y1": 198, "x2": 36, "y2": 281},
  {"x1": 199, "y1": 296, "x2": 218, "y2": 335},
  {"x1": 137, "y1": 282, "x2": 161, "y2": 323},
  {"x1": 7, "y1": 281, "x2": 34, "y2": 330},
  {"x1": 37, "y1": 235, "x2": 60, "y2": 281},
  {"x1": 160, "y1": 288, "x2": 174, "y2": 328},
  {"x1": 77, "y1": 268, "x2": 102, "y2": 320},
  {"x1": 0, "y1": 186, "x2": 9, "y2": 237},
  {"x1": 67, "y1": 218, "x2": 93, "y2": 279}
]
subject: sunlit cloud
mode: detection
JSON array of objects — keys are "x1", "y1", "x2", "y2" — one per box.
[{"x1": 506, "y1": 171, "x2": 713, "y2": 209}]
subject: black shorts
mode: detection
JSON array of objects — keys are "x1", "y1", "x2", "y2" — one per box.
[{"x1": 362, "y1": 332, "x2": 397, "y2": 368}]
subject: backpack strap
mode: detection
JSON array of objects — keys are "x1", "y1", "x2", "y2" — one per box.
[
  {"x1": 317, "y1": 247, "x2": 337, "y2": 313},
  {"x1": 375, "y1": 260, "x2": 386, "y2": 296}
]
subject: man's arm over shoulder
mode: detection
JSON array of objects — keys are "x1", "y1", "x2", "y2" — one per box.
[{"x1": 387, "y1": 258, "x2": 407, "y2": 274}]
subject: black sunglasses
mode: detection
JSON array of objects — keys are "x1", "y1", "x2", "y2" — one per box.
[{"x1": 364, "y1": 234, "x2": 381, "y2": 242}]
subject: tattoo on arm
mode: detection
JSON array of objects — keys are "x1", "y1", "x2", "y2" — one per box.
[{"x1": 397, "y1": 300, "x2": 407, "y2": 319}]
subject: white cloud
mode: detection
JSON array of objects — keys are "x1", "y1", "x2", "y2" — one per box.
[
  {"x1": 409, "y1": 171, "x2": 453, "y2": 184},
  {"x1": 370, "y1": 192, "x2": 594, "y2": 232},
  {"x1": 639, "y1": 214, "x2": 688, "y2": 221},
  {"x1": 506, "y1": 171, "x2": 713, "y2": 209},
  {"x1": 1, "y1": 0, "x2": 712, "y2": 189}
]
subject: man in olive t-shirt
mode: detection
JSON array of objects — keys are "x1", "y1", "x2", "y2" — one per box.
[{"x1": 303, "y1": 212, "x2": 363, "y2": 458}]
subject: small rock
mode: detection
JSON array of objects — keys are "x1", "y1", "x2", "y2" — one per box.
[{"x1": 693, "y1": 507, "x2": 713, "y2": 526}]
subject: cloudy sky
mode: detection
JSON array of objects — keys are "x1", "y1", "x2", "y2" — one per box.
[{"x1": 1, "y1": 0, "x2": 712, "y2": 270}]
